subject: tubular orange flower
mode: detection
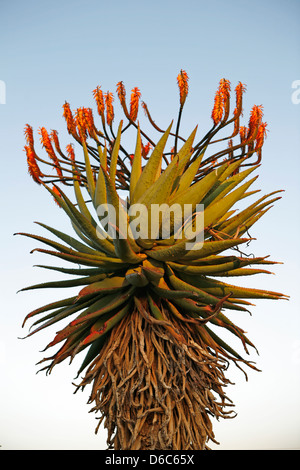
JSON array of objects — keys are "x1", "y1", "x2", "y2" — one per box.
[
  {"x1": 83, "y1": 107, "x2": 96, "y2": 138},
  {"x1": 247, "y1": 105, "x2": 263, "y2": 141},
  {"x1": 19, "y1": 72, "x2": 287, "y2": 452},
  {"x1": 66, "y1": 143, "x2": 75, "y2": 162},
  {"x1": 232, "y1": 83, "x2": 246, "y2": 137},
  {"x1": 63, "y1": 102, "x2": 77, "y2": 137},
  {"x1": 39, "y1": 127, "x2": 63, "y2": 178},
  {"x1": 129, "y1": 87, "x2": 141, "y2": 121},
  {"x1": 93, "y1": 86, "x2": 105, "y2": 117},
  {"x1": 75, "y1": 107, "x2": 88, "y2": 141},
  {"x1": 177, "y1": 70, "x2": 189, "y2": 107},
  {"x1": 234, "y1": 82, "x2": 247, "y2": 116},
  {"x1": 50, "y1": 130, "x2": 64, "y2": 156},
  {"x1": 116, "y1": 81, "x2": 126, "y2": 106},
  {"x1": 104, "y1": 92, "x2": 114, "y2": 126},
  {"x1": 232, "y1": 108, "x2": 240, "y2": 137},
  {"x1": 24, "y1": 124, "x2": 34, "y2": 148},
  {"x1": 255, "y1": 122, "x2": 268, "y2": 151},
  {"x1": 227, "y1": 139, "x2": 239, "y2": 175},
  {"x1": 211, "y1": 90, "x2": 223, "y2": 126},
  {"x1": 141, "y1": 142, "x2": 152, "y2": 158},
  {"x1": 39, "y1": 127, "x2": 56, "y2": 157},
  {"x1": 24, "y1": 145, "x2": 42, "y2": 184},
  {"x1": 220, "y1": 78, "x2": 231, "y2": 122},
  {"x1": 211, "y1": 79, "x2": 231, "y2": 126}
]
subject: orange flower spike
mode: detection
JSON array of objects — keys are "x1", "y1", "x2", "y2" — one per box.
[
  {"x1": 104, "y1": 92, "x2": 114, "y2": 126},
  {"x1": 219, "y1": 78, "x2": 231, "y2": 121},
  {"x1": 63, "y1": 102, "x2": 77, "y2": 137},
  {"x1": 24, "y1": 145, "x2": 43, "y2": 184},
  {"x1": 38, "y1": 127, "x2": 63, "y2": 178},
  {"x1": 247, "y1": 104, "x2": 264, "y2": 141},
  {"x1": 66, "y1": 143, "x2": 75, "y2": 162},
  {"x1": 211, "y1": 90, "x2": 223, "y2": 126},
  {"x1": 141, "y1": 142, "x2": 152, "y2": 159},
  {"x1": 24, "y1": 124, "x2": 34, "y2": 148},
  {"x1": 239, "y1": 126, "x2": 247, "y2": 144},
  {"x1": 232, "y1": 83, "x2": 246, "y2": 137},
  {"x1": 177, "y1": 70, "x2": 189, "y2": 107},
  {"x1": 75, "y1": 107, "x2": 88, "y2": 141},
  {"x1": 83, "y1": 107, "x2": 97, "y2": 139},
  {"x1": 234, "y1": 82, "x2": 247, "y2": 116},
  {"x1": 116, "y1": 81, "x2": 126, "y2": 105},
  {"x1": 255, "y1": 122, "x2": 268, "y2": 151},
  {"x1": 129, "y1": 87, "x2": 141, "y2": 122},
  {"x1": 92, "y1": 86, "x2": 105, "y2": 117},
  {"x1": 52, "y1": 185, "x2": 62, "y2": 207},
  {"x1": 219, "y1": 78, "x2": 231, "y2": 102},
  {"x1": 211, "y1": 79, "x2": 231, "y2": 126},
  {"x1": 66, "y1": 144, "x2": 81, "y2": 182},
  {"x1": 39, "y1": 127, "x2": 55, "y2": 157}
]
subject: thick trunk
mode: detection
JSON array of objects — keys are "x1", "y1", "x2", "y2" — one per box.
[{"x1": 75, "y1": 303, "x2": 235, "y2": 450}]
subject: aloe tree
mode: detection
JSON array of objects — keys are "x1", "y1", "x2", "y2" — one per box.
[{"x1": 18, "y1": 71, "x2": 287, "y2": 450}]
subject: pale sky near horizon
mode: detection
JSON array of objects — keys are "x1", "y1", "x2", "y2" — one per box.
[{"x1": 1, "y1": 0, "x2": 300, "y2": 450}]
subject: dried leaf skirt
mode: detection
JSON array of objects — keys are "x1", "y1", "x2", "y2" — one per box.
[{"x1": 75, "y1": 300, "x2": 235, "y2": 450}]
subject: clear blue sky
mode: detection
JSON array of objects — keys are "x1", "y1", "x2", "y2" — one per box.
[{"x1": 1, "y1": 0, "x2": 299, "y2": 450}]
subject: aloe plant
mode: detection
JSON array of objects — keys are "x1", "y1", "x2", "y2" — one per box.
[{"x1": 18, "y1": 71, "x2": 287, "y2": 449}]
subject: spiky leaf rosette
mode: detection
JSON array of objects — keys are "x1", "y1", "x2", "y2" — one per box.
[{"x1": 18, "y1": 73, "x2": 287, "y2": 449}]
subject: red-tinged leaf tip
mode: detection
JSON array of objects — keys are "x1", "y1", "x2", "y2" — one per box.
[{"x1": 62, "y1": 102, "x2": 77, "y2": 136}]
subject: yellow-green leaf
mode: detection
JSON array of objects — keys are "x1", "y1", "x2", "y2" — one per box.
[{"x1": 131, "y1": 122, "x2": 173, "y2": 203}]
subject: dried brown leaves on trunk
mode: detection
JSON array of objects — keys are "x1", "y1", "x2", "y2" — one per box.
[{"x1": 75, "y1": 301, "x2": 236, "y2": 450}]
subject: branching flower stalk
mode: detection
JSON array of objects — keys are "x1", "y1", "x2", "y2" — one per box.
[{"x1": 18, "y1": 71, "x2": 287, "y2": 450}]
